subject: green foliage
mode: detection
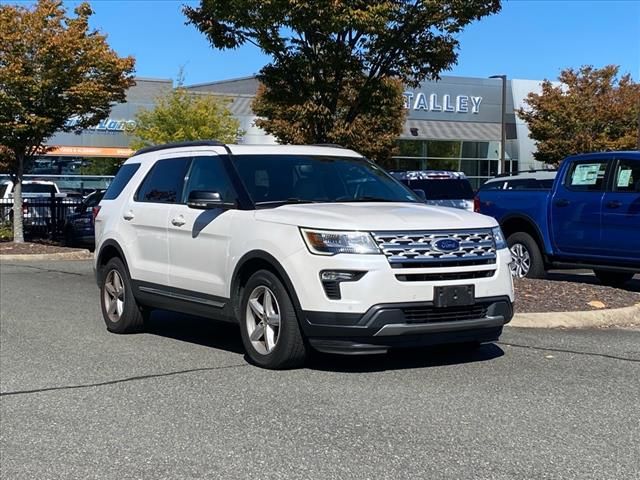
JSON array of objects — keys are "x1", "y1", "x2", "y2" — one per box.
[
  {"x1": 127, "y1": 88, "x2": 244, "y2": 149},
  {"x1": 0, "y1": 222, "x2": 13, "y2": 242},
  {"x1": 185, "y1": 0, "x2": 501, "y2": 161},
  {"x1": 0, "y1": 0, "x2": 135, "y2": 241},
  {"x1": 519, "y1": 65, "x2": 640, "y2": 166},
  {"x1": 79, "y1": 157, "x2": 124, "y2": 176}
]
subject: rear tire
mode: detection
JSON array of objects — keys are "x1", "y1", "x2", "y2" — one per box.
[
  {"x1": 239, "y1": 270, "x2": 306, "y2": 369},
  {"x1": 594, "y1": 270, "x2": 634, "y2": 288},
  {"x1": 99, "y1": 257, "x2": 145, "y2": 334},
  {"x1": 507, "y1": 232, "x2": 546, "y2": 279}
]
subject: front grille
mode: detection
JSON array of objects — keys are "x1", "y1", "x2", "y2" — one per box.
[
  {"x1": 396, "y1": 270, "x2": 496, "y2": 282},
  {"x1": 372, "y1": 230, "x2": 496, "y2": 268},
  {"x1": 403, "y1": 304, "x2": 489, "y2": 323}
]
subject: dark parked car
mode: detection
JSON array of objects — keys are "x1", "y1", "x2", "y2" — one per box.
[
  {"x1": 390, "y1": 170, "x2": 475, "y2": 211},
  {"x1": 62, "y1": 190, "x2": 105, "y2": 247}
]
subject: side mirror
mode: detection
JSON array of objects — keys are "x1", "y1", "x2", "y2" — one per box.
[
  {"x1": 412, "y1": 188, "x2": 427, "y2": 201},
  {"x1": 187, "y1": 190, "x2": 235, "y2": 210}
]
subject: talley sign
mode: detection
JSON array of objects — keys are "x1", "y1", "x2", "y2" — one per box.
[{"x1": 403, "y1": 92, "x2": 483, "y2": 114}]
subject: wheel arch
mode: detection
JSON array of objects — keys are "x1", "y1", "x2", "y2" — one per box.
[
  {"x1": 96, "y1": 240, "x2": 129, "y2": 284},
  {"x1": 231, "y1": 250, "x2": 304, "y2": 322},
  {"x1": 500, "y1": 214, "x2": 547, "y2": 258}
]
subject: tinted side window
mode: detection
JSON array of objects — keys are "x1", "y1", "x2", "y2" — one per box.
[
  {"x1": 183, "y1": 156, "x2": 237, "y2": 203},
  {"x1": 480, "y1": 181, "x2": 503, "y2": 191},
  {"x1": 135, "y1": 158, "x2": 191, "y2": 204},
  {"x1": 565, "y1": 161, "x2": 608, "y2": 192},
  {"x1": 103, "y1": 163, "x2": 140, "y2": 200},
  {"x1": 612, "y1": 159, "x2": 640, "y2": 193}
]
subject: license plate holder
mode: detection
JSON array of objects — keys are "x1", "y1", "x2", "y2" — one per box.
[{"x1": 434, "y1": 285, "x2": 475, "y2": 308}]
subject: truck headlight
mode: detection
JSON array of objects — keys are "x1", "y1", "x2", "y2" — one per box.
[
  {"x1": 492, "y1": 226, "x2": 508, "y2": 250},
  {"x1": 300, "y1": 228, "x2": 380, "y2": 256}
]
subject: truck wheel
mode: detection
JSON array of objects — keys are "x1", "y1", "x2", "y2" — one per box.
[
  {"x1": 99, "y1": 257, "x2": 146, "y2": 334},
  {"x1": 239, "y1": 270, "x2": 306, "y2": 369},
  {"x1": 507, "y1": 232, "x2": 546, "y2": 279},
  {"x1": 593, "y1": 270, "x2": 634, "y2": 288}
]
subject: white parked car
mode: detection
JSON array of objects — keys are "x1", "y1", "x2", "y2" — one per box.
[
  {"x1": 94, "y1": 142, "x2": 514, "y2": 369},
  {"x1": 0, "y1": 180, "x2": 64, "y2": 226},
  {"x1": 390, "y1": 170, "x2": 476, "y2": 211}
]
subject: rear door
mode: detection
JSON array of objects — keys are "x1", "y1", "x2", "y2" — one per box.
[
  {"x1": 167, "y1": 154, "x2": 238, "y2": 299},
  {"x1": 550, "y1": 157, "x2": 611, "y2": 256},
  {"x1": 600, "y1": 156, "x2": 640, "y2": 261},
  {"x1": 126, "y1": 157, "x2": 191, "y2": 285}
]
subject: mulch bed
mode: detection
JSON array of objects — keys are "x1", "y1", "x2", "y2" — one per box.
[
  {"x1": 0, "y1": 241, "x2": 87, "y2": 255},
  {"x1": 514, "y1": 277, "x2": 640, "y2": 313}
]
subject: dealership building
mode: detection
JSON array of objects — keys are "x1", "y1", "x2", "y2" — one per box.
[{"x1": 36, "y1": 74, "x2": 546, "y2": 188}]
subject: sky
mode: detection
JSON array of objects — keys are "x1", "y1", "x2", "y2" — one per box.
[{"x1": 7, "y1": 0, "x2": 640, "y2": 85}]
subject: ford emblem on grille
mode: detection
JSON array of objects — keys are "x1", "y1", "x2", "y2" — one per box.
[{"x1": 434, "y1": 238, "x2": 460, "y2": 252}]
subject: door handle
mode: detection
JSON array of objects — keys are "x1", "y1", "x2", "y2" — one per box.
[
  {"x1": 171, "y1": 216, "x2": 186, "y2": 227},
  {"x1": 554, "y1": 199, "x2": 570, "y2": 207},
  {"x1": 123, "y1": 211, "x2": 134, "y2": 221},
  {"x1": 605, "y1": 200, "x2": 622, "y2": 209}
]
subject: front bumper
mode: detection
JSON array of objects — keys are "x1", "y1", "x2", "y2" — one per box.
[{"x1": 301, "y1": 296, "x2": 513, "y2": 354}]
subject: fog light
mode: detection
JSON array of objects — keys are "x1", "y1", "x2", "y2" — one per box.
[
  {"x1": 320, "y1": 270, "x2": 366, "y2": 300},
  {"x1": 321, "y1": 271, "x2": 359, "y2": 281}
]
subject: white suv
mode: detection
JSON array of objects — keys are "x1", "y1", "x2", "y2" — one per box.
[{"x1": 94, "y1": 141, "x2": 514, "y2": 369}]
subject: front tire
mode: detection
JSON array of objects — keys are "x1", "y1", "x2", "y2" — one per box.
[
  {"x1": 239, "y1": 270, "x2": 306, "y2": 369},
  {"x1": 594, "y1": 270, "x2": 634, "y2": 288},
  {"x1": 507, "y1": 232, "x2": 546, "y2": 279},
  {"x1": 100, "y1": 257, "x2": 145, "y2": 334}
]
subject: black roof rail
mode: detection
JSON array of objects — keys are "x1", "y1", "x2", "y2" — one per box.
[
  {"x1": 132, "y1": 140, "x2": 226, "y2": 157},
  {"x1": 309, "y1": 143, "x2": 346, "y2": 148}
]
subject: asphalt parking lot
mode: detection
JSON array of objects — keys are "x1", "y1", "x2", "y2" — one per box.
[{"x1": 1, "y1": 260, "x2": 639, "y2": 479}]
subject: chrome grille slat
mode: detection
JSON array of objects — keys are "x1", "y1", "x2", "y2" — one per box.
[{"x1": 372, "y1": 229, "x2": 497, "y2": 268}]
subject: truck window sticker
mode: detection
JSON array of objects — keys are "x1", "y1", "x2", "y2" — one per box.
[
  {"x1": 571, "y1": 163, "x2": 604, "y2": 186},
  {"x1": 617, "y1": 169, "x2": 632, "y2": 188}
]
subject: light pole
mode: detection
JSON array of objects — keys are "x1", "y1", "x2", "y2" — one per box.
[{"x1": 490, "y1": 75, "x2": 507, "y2": 174}]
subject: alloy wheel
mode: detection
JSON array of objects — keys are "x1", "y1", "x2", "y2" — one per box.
[
  {"x1": 510, "y1": 243, "x2": 531, "y2": 278},
  {"x1": 245, "y1": 286, "x2": 281, "y2": 355},
  {"x1": 103, "y1": 269, "x2": 125, "y2": 322}
]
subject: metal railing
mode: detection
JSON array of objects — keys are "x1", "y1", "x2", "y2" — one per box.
[{"x1": 0, "y1": 197, "x2": 85, "y2": 239}]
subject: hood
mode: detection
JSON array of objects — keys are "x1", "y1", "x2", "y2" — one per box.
[{"x1": 254, "y1": 202, "x2": 497, "y2": 231}]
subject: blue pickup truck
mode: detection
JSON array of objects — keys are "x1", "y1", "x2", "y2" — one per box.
[{"x1": 476, "y1": 151, "x2": 640, "y2": 286}]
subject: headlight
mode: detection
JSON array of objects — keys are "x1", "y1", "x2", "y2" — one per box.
[
  {"x1": 492, "y1": 226, "x2": 507, "y2": 250},
  {"x1": 300, "y1": 228, "x2": 380, "y2": 255}
]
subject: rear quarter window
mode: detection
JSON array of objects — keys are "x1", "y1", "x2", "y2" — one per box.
[{"x1": 103, "y1": 163, "x2": 140, "y2": 200}]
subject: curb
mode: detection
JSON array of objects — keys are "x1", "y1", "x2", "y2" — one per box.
[
  {"x1": 509, "y1": 304, "x2": 640, "y2": 329},
  {"x1": 0, "y1": 250, "x2": 93, "y2": 262}
]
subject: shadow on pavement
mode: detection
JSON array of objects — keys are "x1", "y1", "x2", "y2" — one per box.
[
  {"x1": 145, "y1": 310, "x2": 245, "y2": 355},
  {"x1": 145, "y1": 309, "x2": 505, "y2": 372},
  {"x1": 545, "y1": 271, "x2": 640, "y2": 293},
  {"x1": 307, "y1": 343, "x2": 504, "y2": 373}
]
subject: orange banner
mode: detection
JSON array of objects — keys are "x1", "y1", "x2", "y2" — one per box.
[{"x1": 44, "y1": 146, "x2": 133, "y2": 158}]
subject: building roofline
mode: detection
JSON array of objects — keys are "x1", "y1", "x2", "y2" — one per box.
[{"x1": 186, "y1": 75, "x2": 258, "y2": 88}]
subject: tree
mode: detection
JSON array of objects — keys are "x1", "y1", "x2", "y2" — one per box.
[
  {"x1": 0, "y1": 0, "x2": 135, "y2": 242},
  {"x1": 518, "y1": 65, "x2": 640, "y2": 166},
  {"x1": 126, "y1": 86, "x2": 243, "y2": 150},
  {"x1": 184, "y1": 0, "x2": 501, "y2": 162},
  {"x1": 79, "y1": 157, "x2": 124, "y2": 176}
]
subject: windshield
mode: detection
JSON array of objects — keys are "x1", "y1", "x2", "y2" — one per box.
[
  {"x1": 404, "y1": 179, "x2": 475, "y2": 200},
  {"x1": 232, "y1": 155, "x2": 419, "y2": 206},
  {"x1": 23, "y1": 184, "x2": 56, "y2": 194}
]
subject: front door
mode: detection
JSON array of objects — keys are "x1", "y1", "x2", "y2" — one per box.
[
  {"x1": 167, "y1": 155, "x2": 238, "y2": 299},
  {"x1": 550, "y1": 158, "x2": 611, "y2": 257},
  {"x1": 600, "y1": 157, "x2": 640, "y2": 261}
]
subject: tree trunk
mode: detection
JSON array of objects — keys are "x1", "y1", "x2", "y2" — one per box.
[{"x1": 12, "y1": 151, "x2": 25, "y2": 243}]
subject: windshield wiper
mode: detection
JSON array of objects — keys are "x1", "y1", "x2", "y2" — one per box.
[{"x1": 255, "y1": 198, "x2": 320, "y2": 207}]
